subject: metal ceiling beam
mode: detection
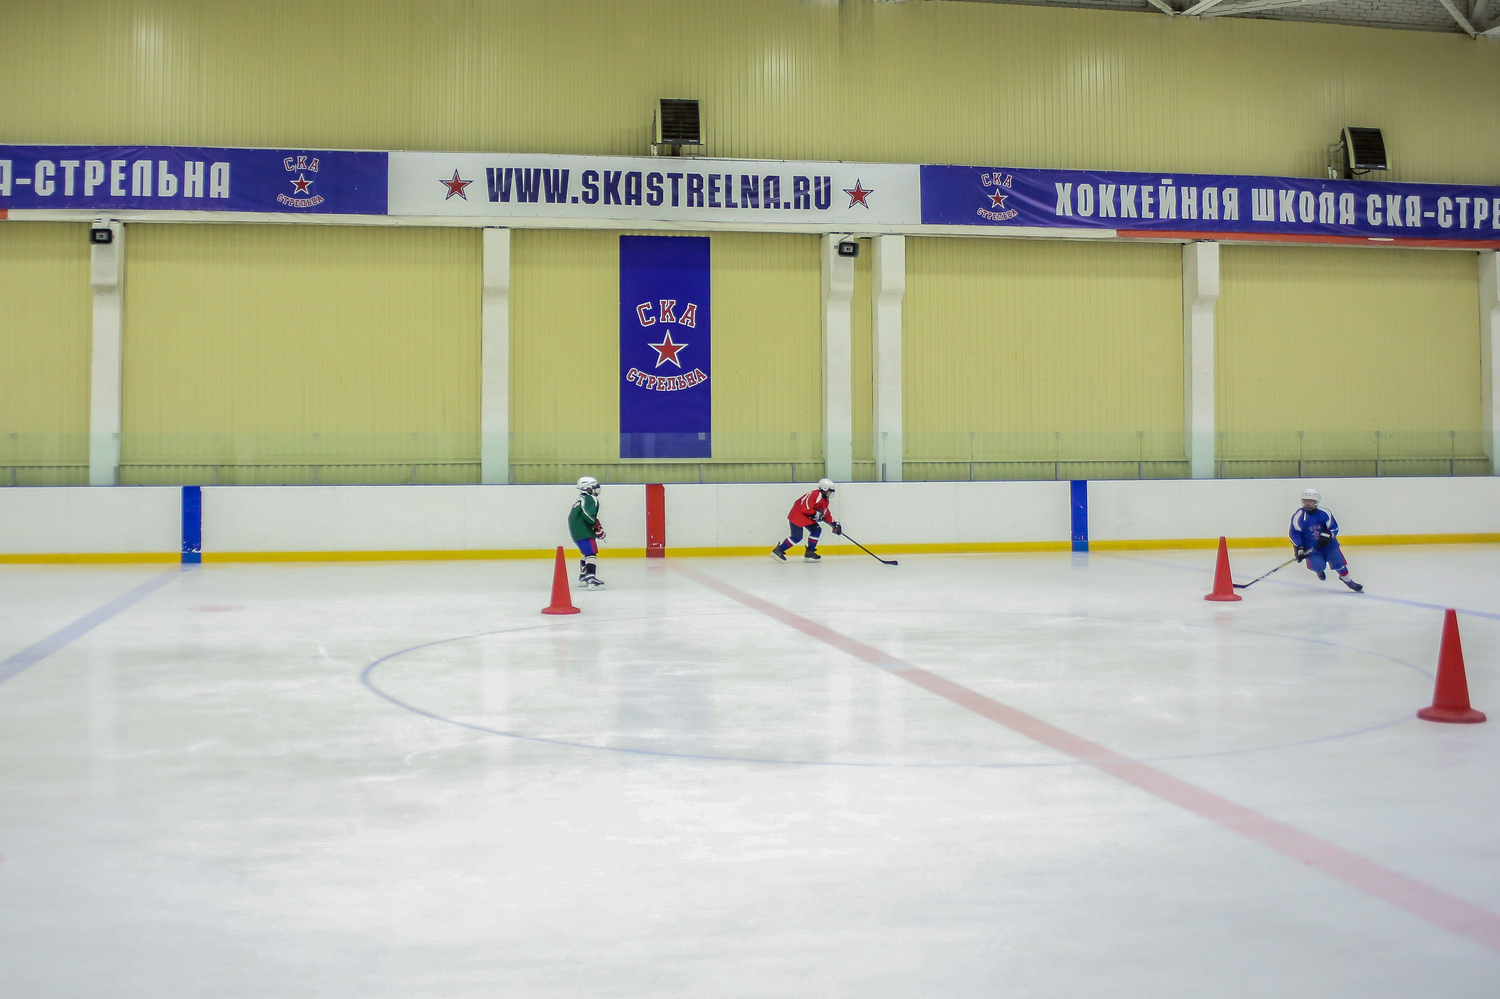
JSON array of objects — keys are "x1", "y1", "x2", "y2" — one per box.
[
  {"x1": 1145, "y1": 0, "x2": 1178, "y2": 13},
  {"x1": 1200, "y1": 0, "x2": 1338, "y2": 15},
  {"x1": 1182, "y1": 0, "x2": 1228, "y2": 15},
  {"x1": 1437, "y1": 0, "x2": 1478, "y2": 34}
]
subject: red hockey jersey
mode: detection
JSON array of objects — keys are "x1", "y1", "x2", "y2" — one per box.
[{"x1": 788, "y1": 488, "x2": 831, "y2": 527}]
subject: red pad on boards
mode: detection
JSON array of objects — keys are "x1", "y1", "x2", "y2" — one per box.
[{"x1": 646, "y1": 483, "x2": 665, "y2": 558}]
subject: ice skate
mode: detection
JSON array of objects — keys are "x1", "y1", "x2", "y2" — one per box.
[
  {"x1": 803, "y1": 550, "x2": 821, "y2": 562},
  {"x1": 1341, "y1": 577, "x2": 1363, "y2": 592},
  {"x1": 578, "y1": 560, "x2": 604, "y2": 588},
  {"x1": 1316, "y1": 569, "x2": 1326, "y2": 580},
  {"x1": 769, "y1": 548, "x2": 787, "y2": 563}
]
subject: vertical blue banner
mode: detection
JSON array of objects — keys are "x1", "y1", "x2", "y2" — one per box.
[{"x1": 620, "y1": 235, "x2": 712, "y2": 459}]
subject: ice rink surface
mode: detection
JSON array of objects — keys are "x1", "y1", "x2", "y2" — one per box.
[{"x1": 1, "y1": 545, "x2": 1497, "y2": 998}]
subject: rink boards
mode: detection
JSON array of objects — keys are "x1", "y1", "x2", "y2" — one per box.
[{"x1": 0, "y1": 477, "x2": 1497, "y2": 562}]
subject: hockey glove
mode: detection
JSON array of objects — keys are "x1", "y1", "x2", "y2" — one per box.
[
  {"x1": 1293, "y1": 546, "x2": 1309, "y2": 561},
  {"x1": 831, "y1": 521, "x2": 842, "y2": 535},
  {"x1": 593, "y1": 521, "x2": 606, "y2": 540}
]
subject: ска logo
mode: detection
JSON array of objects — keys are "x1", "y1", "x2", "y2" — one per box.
[
  {"x1": 277, "y1": 155, "x2": 324, "y2": 208},
  {"x1": 977, "y1": 170, "x2": 1018, "y2": 223}
]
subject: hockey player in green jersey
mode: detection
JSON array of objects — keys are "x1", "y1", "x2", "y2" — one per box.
[{"x1": 569, "y1": 476, "x2": 605, "y2": 588}]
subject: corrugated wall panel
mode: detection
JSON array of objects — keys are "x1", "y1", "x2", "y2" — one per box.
[
  {"x1": 1216, "y1": 245, "x2": 1483, "y2": 477},
  {"x1": 120, "y1": 224, "x2": 480, "y2": 485},
  {"x1": 0, "y1": 222, "x2": 91, "y2": 485},
  {"x1": 904, "y1": 237, "x2": 1183, "y2": 479},
  {"x1": 509, "y1": 229, "x2": 622, "y2": 479},
  {"x1": 2, "y1": 0, "x2": 1499, "y2": 184},
  {"x1": 711, "y1": 232, "x2": 823, "y2": 467},
  {"x1": 510, "y1": 229, "x2": 822, "y2": 484}
]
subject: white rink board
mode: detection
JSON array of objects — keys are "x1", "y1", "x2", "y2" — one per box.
[
  {"x1": 1087, "y1": 477, "x2": 1500, "y2": 542},
  {"x1": 201, "y1": 484, "x2": 647, "y2": 552},
  {"x1": 1, "y1": 477, "x2": 1497, "y2": 555},
  {"x1": 662, "y1": 481, "x2": 1071, "y2": 548},
  {"x1": 0, "y1": 487, "x2": 179, "y2": 554}
]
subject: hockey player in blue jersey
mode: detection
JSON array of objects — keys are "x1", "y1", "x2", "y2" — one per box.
[{"x1": 1289, "y1": 488, "x2": 1363, "y2": 592}]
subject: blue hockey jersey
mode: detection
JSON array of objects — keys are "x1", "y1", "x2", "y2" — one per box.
[{"x1": 1290, "y1": 507, "x2": 1340, "y2": 549}]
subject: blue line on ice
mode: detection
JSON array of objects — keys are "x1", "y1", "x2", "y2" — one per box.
[{"x1": 0, "y1": 569, "x2": 180, "y2": 688}]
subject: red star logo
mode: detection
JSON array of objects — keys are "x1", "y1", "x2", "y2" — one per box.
[
  {"x1": 844, "y1": 179, "x2": 873, "y2": 209},
  {"x1": 440, "y1": 170, "x2": 472, "y2": 200},
  {"x1": 290, "y1": 173, "x2": 313, "y2": 194},
  {"x1": 647, "y1": 331, "x2": 688, "y2": 368},
  {"x1": 988, "y1": 189, "x2": 1008, "y2": 209}
]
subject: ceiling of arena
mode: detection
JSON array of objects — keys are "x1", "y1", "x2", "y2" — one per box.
[{"x1": 937, "y1": 0, "x2": 1500, "y2": 35}]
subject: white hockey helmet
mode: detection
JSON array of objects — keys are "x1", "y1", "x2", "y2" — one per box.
[
  {"x1": 817, "y1": 477, "x2": 836, "y2": 494},
  {"x1": 577, "y1": 475, "x2": 599, "y2": 494},
  {"x1": 1301, "y1": 487, "x2": 1321, "y2": 505}
]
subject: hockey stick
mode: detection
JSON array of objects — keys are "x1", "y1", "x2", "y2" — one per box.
[
  {"x1": 838, "y1": 530, "x2": 898, "y2": 566},
  {"x1": 1233, "y1": 556, "x2": 1297, "y2": 590}
]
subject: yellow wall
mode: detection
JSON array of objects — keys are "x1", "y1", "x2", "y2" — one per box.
[
  {"x1": 508, "y1": 228, "x2": 620, "y2": 482},
  {"x1": 0, "y1": 222, "x2": 91, "y2": 485},
  {"x1": 904, "y1": 236, "x2": 1185, "y2": 479},
  {"x1": 3, "y1": 0, "x2": 1497, "y2": 485},
  {"x1": 712, "y1": 232, "x2": 823, "y2": 478},
  {"x1": 1216, "y1": 244, "x2": 1483, "y2": 475},
  {"x1": 120, "y1": 224, "x2": 480, "y2": 485},
  {"x1": 3, "y1": 0, "x2": 1499, "y2": 184},
  {"x1": 510, "y1": 229, "x2": 822, "y2": 484}
]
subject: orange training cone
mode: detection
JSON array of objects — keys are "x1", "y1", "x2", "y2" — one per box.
[
  {"x1": 1204, "y1": 536, "x2": 1242, "y2": 602},
  {"x1": 541, "y1": 545, "x2": 580, "y2": 616},
  {"x1": 1417, "y1": 609, "x2": 1485, "y2": 723}
]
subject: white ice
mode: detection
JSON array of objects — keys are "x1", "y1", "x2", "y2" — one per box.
[{"x1": 1, "y1": 545, "x2": 1497, "y2": 998}]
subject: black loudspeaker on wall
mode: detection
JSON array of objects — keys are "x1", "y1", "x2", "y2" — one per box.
[{"x1": 1339, "y1": 127, "x2": 1387, "y2": 179}]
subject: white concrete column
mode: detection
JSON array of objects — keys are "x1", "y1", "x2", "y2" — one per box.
[
  {"x1": 481, "y1": 228, "x2": 511, "y2": 485},
  {"x1": 821, "y1": 234, "x2": 855, "y2": 482},
  {"x1": 1182, "y1": 241, "x2": 1219, "y2": 479},
  {"x1": 1481, "y1": 250, "x2": 1500, "y2": 474},
  {"x1": 88, "y1": 221, "x2": 124, "y2": 487},
  {"x1": 871, "y1": 234, "x2": 905, "y2": 482}
]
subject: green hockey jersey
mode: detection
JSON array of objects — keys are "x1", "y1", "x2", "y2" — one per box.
[{"x1": 568, "y1": 493, "x2": 600, "y2": 541}]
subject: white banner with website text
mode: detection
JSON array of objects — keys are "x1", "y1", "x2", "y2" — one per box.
[{"x1": 388, "y1": 152, "x2": 920, "y2": 226}]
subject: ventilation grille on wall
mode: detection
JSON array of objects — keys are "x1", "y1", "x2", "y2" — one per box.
[{"x1": 654, "y1": 99, "x2": 701, "y2": 148}]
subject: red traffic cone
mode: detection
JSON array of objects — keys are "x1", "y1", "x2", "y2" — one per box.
[
  {"x1": 1204, "y1": 536, "x2": 1242, "y2": 602},
  {"x1": 1417, "y1": 609, "x2": 1485, "y2": 723},
  {"x1": 541, "y1": 545, "x2": 580, "y2": 616}
]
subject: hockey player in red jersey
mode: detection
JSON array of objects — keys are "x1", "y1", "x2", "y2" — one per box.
[{"x1": 770, "y1": 478, "x2": 840, "y2": 563}]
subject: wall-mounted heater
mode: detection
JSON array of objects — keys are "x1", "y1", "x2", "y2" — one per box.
[
  {"x1": 651, "y1": 99, "x2": 701, "y2": 156},
  {"x1": 1328, "y1": 127, "x2": 1388, "y2": 180}
]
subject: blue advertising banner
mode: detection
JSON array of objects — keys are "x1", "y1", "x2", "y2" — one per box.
[
  {"x1": 921, "y1": 164, "x2": 1500, "y2": 244},
  {"x1": 11, "y1": 141, "x2": 1500, "y2": 248},
  {"x1": 0, "y1": 146, "x2": 387, "y2": 215},
  {"x1": 619, "y1": 235, "x2": 711, "y2": 459}
]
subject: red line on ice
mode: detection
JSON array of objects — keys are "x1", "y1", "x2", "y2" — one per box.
[{"x1": 671, "y1": 560, "x2": 1500, "y2": 955}]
